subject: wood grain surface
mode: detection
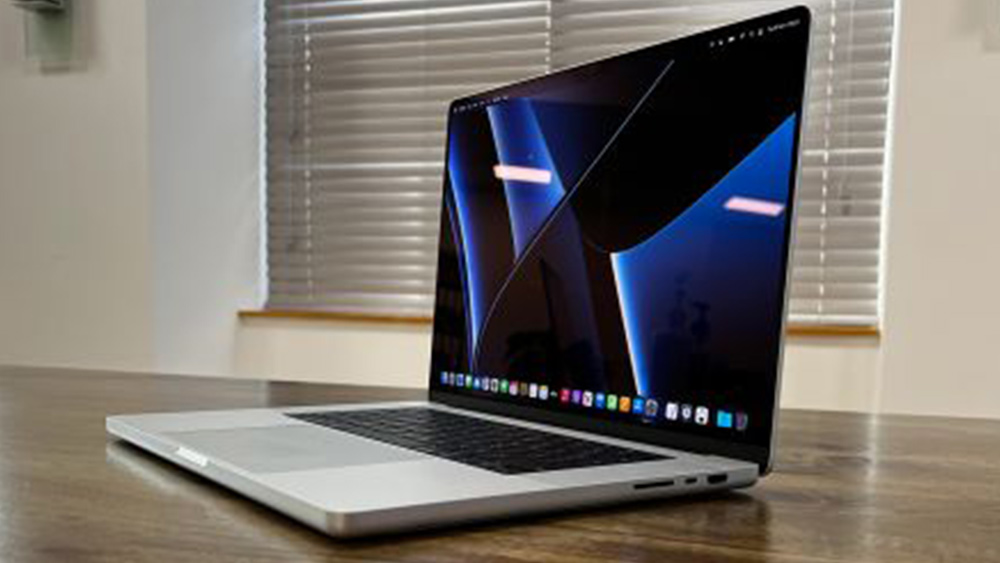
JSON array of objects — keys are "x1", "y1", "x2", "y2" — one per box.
[{"x1": 0, "y1": 365, "x2": 997, "y2": 562}]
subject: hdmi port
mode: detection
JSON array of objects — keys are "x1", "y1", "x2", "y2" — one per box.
[{"x1": 707, "y1": 473, "x2": 729, "y2": 485}]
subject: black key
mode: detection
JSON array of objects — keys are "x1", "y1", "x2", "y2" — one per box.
[{"x1": 287, "y1": 407, "x2": 669, "y2": 475}]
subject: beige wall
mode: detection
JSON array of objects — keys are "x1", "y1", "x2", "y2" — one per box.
[
  {"x1": 0, "y1": 0, "x2": 153, "y2": 371},
  {"x1": 0, "y1": 0, "x2": 261, "y2": 375},
  {"x1": 878, "y1": 0, "x2": 1000, "y2": 418},
  {"x1": 236, "y1": 320, "x2": 435, "y2": 389}
]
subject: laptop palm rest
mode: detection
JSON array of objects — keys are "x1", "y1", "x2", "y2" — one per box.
[{"x1": 164, "y1": 425, "x2": 424, "y2": 474}]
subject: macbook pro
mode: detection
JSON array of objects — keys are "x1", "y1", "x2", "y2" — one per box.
[{"x1": 107, "y1": 7, "x2": 812, "y2": 537}]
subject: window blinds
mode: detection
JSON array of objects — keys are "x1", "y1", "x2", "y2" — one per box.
[
  {"x1": 265, "y1": 0, "x2": 893, "y2": 327},
  {"x1": 264, "y1": 0, "x2": 551, "y2": 315}
]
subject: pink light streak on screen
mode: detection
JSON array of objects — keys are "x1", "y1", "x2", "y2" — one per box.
[
  {"x1": 493, "y1": 164, "x2": 552, "y2": 185},
  {"x1": 724, "y1": 196, "x2": 786, "y2": 217}
]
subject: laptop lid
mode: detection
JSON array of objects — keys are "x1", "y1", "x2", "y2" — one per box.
[{"x1": 427, "y1": 7, "x2": 811, "y2": 473}]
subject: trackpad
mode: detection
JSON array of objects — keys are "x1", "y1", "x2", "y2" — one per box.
[{"x1": 165, "y1": 424, "x2": 424, "y2": 474}]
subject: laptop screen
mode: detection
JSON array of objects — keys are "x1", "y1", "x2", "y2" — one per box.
[{"x1": 429, "y1": 8, "x2": 810, "y2": 461}]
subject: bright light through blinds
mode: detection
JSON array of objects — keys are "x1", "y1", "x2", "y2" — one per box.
[{"x1": 265, "y1": 0, "x2": 893, "y2": 327}]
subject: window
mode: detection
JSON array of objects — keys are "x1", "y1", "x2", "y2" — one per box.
[
  {"x1": 263, "y1": 1, "x2": 551, "y2": 317},
  {"x1": 264, "y1": 0, "x2": 894, "y2": 328}
]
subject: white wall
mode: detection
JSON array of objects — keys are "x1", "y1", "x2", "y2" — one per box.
[
  {"x1": 0, "y1": 0, "x2": 261, "y2": 376},
  {"x1": 236, "y1": 319, "x2": 435, "y2": 388},
  {"x1": 878, "y1": 0, "x2": 1000, "y2": 418},
  {"x1": 0, "y1": 0, "x2": 154, "y2": 371},
  {"x1": 147, "y1": 0, "x2": 262, "y2": 376}
]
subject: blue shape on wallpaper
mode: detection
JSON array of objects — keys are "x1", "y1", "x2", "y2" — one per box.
[
  {"x1": 611, "y1": 115, "x2": 797, "y2": 396},
  {"x1": 447, "y1": 136, "x2": 484, "y2": 356},
  {"x1": 487, "y1": 99, "x2": 567, "y2": 258}
]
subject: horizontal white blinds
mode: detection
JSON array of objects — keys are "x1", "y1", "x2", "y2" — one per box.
[
  {"x1": 265, "y1": 0, "x2": 551, "y2": 315},
  {"x1": 795, "y1": 0, "x2": 892, "y2": 327},
  {"x1": 265, "y1": 0, "x2": 893, "y2": 327}
]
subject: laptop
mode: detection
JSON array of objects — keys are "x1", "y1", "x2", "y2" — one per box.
[{"x1": 107, "y1": 7, "x2": 811, "y2": 538}]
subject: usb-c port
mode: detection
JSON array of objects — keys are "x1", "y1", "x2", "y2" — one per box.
[{"x1": 707, "y1": 473, "x2": 728, "y2": 485}]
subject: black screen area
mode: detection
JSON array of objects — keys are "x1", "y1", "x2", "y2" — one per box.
[{"x1": 429, "y1": 8, "x2": 811, "y2": 463}]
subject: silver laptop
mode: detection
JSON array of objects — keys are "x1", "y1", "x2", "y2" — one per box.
[{"x1": 107, "y1": 7, "x2": 812, "y2": 538}]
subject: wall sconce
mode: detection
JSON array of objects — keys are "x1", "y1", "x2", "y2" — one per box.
[
  {"x1": 11, "y1": 0, "x2": 74, "y2": 67},
  {"x1": 12, "y1": 0, "x2": 66, "y2": 12},
  {"x1": 988, "y1": 0, "x2": 1000, "y2": 52}
]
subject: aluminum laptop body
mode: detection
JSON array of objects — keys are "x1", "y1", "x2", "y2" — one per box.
[{"x1": 107, "y1": 7, "x2": 812, "y2": 538}]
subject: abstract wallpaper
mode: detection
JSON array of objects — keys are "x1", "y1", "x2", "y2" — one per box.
[{"x1": 431, "y1": 10, "x2": 810, "y2": 447}]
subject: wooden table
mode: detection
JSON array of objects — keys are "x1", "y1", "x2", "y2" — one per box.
[{"x1": 1, "y1": 366, "x2": 998, "y2": 562}]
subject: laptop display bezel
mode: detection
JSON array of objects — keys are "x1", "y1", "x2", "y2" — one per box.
[{"x1": 426, "y1": 6, "x2": 813, "y2": 474}]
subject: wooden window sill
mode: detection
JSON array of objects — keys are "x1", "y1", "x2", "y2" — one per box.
[
  {"x1": 239, "y1": 309, "x2": 433, "y2": 326},
  {"x1": 239, "y1": 309, "x2": 880, "y2": 338}
]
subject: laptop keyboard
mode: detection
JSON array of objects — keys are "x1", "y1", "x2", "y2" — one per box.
[{"x1": 288, "y1": 407, "x2": 669, "y2": 475}]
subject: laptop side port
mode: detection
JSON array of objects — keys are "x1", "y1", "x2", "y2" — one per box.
[
  {"x1": 707, "y1": 473, "x2": 729, "y2": 485},
  {"x1": 633, "y1": 479, "x2": 675, "y2": 490}
]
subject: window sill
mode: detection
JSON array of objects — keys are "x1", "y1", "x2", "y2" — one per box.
[
  {"x1": 785, "y1": 325, "x2": 880, "y2": 338},
  {"x1": 239, "y1": 309, "x2": 432, "y2": 326},
  {"x1": 239, "y1": 309, "x2": 880, "y2": 338}
]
